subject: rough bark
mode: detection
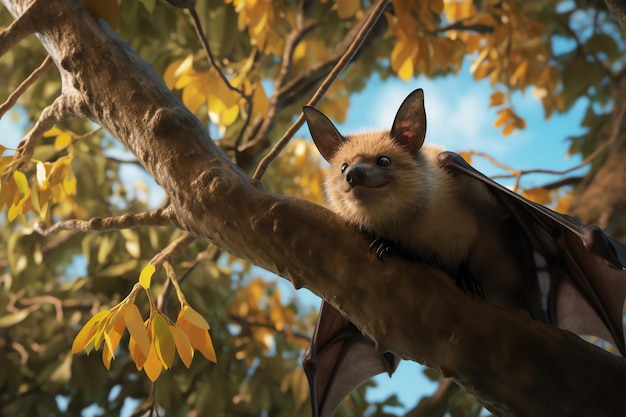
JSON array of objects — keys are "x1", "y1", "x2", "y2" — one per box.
[{"x1": 1, "y1": 1, "x2": 625, "y2": 416}]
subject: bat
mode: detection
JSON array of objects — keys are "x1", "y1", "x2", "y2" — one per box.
[{"x1": 301, "y1": 88, "x2": 626, "y2": 417}]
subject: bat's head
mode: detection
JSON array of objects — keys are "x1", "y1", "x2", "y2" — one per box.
[{"x1": 303, "y1": 89, "x2": 436, "y2": 234}]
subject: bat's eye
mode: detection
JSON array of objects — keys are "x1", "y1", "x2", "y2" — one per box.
[
  {"x1": 377, "y1": 156, "x2": 391, "y2": 167},
  {"x1": 341, "y1": 163, "x2": 348, "y2": 173}
]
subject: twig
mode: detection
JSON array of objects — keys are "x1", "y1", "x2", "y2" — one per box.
[
  {"x1": 186, "y1": 7, "x2": 256, "y2": 150},
  {"x1": 237, "y1": 16, "x2": 317, "y2": 158},
  {"x1": 252, "y1": 0, "x2": 391, "y2": 180},
  {"x1": 0, "y1": 55, "x2": 53, "y2": 119},
  {"x1": 33, "y1": 207, "x2": 173, "y2": 236},
  {"x1": 229, "y1": 313, "x2": 311, "y2": 342},
  {"x1": 4, "y1": 94, "x2": 72, "y2": 176},
  {"x1": 467, "y1": 99, "x2": 625, "y2": 191}
]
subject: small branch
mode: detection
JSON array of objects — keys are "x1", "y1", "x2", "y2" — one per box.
[
  {"x1": 18, "y1": 294, "x2": 64, "y2": 322},
  {"x1": 538, "y1": 175, "x2": 584, "y2": 191},
  {"x1": 185, "y1": 6, "x2": 256, "y2": 152},
  {"x1": 229, "y1": 313, "x2": 311, "y2": 342},
  {"x1": 5, "y1": 94, "x2": 72, "y2": 174},
  {"x1": 0, "y1": 0, "x2": 39, "y2": 57},
  {"x1": 33, "y1": 207, "x2": 174, "y2": 236},
  {"x1": 186, "y1": 8, "x2": 246, "y2": 99},
  {"x1": 0, "y1": 55, "x2": 53, "y2": 119},
  {"x1": 238, "y1": 19, "x2": 317, "y2": 158},
  {"x1": 148, "y1": 232, "x2": 196, "y2": 268},
  {"x1": 428, "y1": 16, "x2": 494, "y2": 35},
  {"x1": 468, "y1": 101, "x2": 625, "y2": 192},
  {"x1": 252, "y1": 0, "x2": 391, "y2": 180}
]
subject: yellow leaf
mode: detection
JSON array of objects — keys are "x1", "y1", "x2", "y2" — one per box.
[
  {"x1": 153, "y1": 313, "x2": 175, "y2": 369},
  {"x1": 143, "y1": 343, "x2": 163, "y2": 381},
  {"x1": 139, "y1": 264, "x2": 156, "y2": 289},
  {"x1": 129, "y1": 332, "x2": 148, "y2": 370},
  {"x1": 456, "y1": 151, "x2": 473, "y2": 165},
  {"x1": 83, "y1": 0, "x2": 121, "y2": 31},
  {"x1": 511, "y1": 59, "x2": 529, "y2": 86},
  {"x1": 182, "y1": 306, "x2": 210, "y2": 329},
  {"x1": 493, "y1": 108, "x2": 513, "y2": 128},
  {"x1": 13, "y1": 171, "x2": 28, "y2": 194},
  {"x1": 43, "y1": 127, "x2": 63, "y2": 138},
  {"x1": 163, "y1": 58, "x2": 186, "y2": 90},
  {"x1": 172, "y1": 324, "x2": 194, "y2": 368},
  {"x1": 336, "y1": 0, "x2": 360, "y2": 18},
  {"x1": 489, "y1": 91, "x2": 505, "y2": 107},
  {"x1": 63, "y1": 176, "x2": 77, "y2": 195},
  {"x1": 522, "y1": 187, "x2": 552, "y2": 205},
  {"x1": 124, "y1": 304, "x2": 150, "y2": 357},
  {"x1": 54, "y1": 133, "x2": 73, "y2": 150},
  {"x1": 182, "y1": 85, "x2": 206, "y2": 114},
  {"x1": 177, "y1": 310, "x2": 217, "y2": 363},
  {"x1": 390, "y1": 39, "x2": 417, "y2": 81},
  {"x1": 501, "y1": 122, "x2": 515, "y2": 136},
  {"x1": 72, "y1": 310, "x2": 110, "y2": 354}
]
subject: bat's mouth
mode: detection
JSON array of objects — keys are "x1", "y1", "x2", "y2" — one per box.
[{"x1": 347, "y1": 182, "x2": 390, "y2": 200}]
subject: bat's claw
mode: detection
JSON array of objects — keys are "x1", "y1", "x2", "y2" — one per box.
[
  {"x1": 455, "y1": 274, "x2": 485, "y2": 299},
  {"x1": 369, "y1": 239, "x2": 393, "y2": 261}
]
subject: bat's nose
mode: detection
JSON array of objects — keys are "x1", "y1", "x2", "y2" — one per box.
[{"x1": 345, "y1": 165, "x2": 366, "y2": 186}]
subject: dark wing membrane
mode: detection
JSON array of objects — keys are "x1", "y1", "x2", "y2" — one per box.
[
  {"x1": 302, "y1": 302, "x2": 399, "y2": 417},
  {"x1": 438, "y1": 151, "x2": 626, "y2": 355}
]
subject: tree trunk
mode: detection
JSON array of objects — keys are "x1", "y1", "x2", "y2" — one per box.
[{"x1": 1, "y1": 1, "x2": 625, "y2": 416}]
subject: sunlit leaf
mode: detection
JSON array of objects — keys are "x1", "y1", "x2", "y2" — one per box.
[
  {"x1": 72, "y1": 310, "x2": 110, "y2": 354},
  {"x1": 139, "y1": 263, "x2": 156, "y2": 289},
  {"x1": 124, "y1": 303, "x2": 150, "y2": 357},
  {"x1": 182, "y1": 306, "x2": 210, "y2": 329},
  {"x1": 172, "y1": 324, "x2": 194, "y2": 368},
  {"x1": 153, "y1": 313, "x2": 175, "y2": 369},
  {"x1": 522, "y1": 187, "x2": 552, "y2": 205}
]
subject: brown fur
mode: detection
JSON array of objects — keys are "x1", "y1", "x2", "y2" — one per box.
[{"x1": 325, "y1": 131, "x2": 479, "y2": 267}]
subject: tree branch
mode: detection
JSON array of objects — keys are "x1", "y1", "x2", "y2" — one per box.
[
  {"x1": 252, "y1": 0, "x2": 390, "y2": 180},
  {"x1": 33, "y1": 207, "x2": 174, "y2": 236},
  {"x1": 0, "y1": 55, "x2": 52, "y2": 118}
]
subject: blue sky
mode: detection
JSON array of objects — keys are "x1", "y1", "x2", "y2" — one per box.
[{"x1": 0, "y1": 60, "x2": 592, "y2": 415}]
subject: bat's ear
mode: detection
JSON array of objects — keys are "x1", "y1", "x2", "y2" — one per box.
[
  {"x1": 303, "y1": 106, "x2": 345, "y2": 162},
  {"x1": 390, "y1": 88, "x2": 427, "y2": 156}
]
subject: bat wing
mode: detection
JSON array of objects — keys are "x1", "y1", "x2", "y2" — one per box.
[
  {"x1": 302, "y1": 301, "x2": 399, "y2": 417},
  {"x1": 438, "y1": 151, "x2": 626, "y2": 355}
]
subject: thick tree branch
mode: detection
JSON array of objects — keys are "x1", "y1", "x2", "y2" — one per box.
[{"x1": 2, "y1": 1, "x2": 626, "y2": 416}]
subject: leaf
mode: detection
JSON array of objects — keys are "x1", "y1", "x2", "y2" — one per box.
[
  {"x1": 489, "y1": 91, "x2": 505, "y2": 107},
  {"x1": 173, "y1": 325, "x2": 194, "y2": 368},
  {"x1": 153, "y1": 313, "x2": 175, "y2": 369},
  {"x1": 143, "y1": 343, "x2": 163, "y2": 381},
  {"x1": 54, "y1": 133, "x2": 73, "y2": 150},
  {"x1": 72, "y1": 310, "x2": 110, "y2": 354},
  {"x1": 83, "y1": 0, "x2": 121, "y2": 30},
  {"x1": 0, "y1": 309, "x2": 30, "y2": 328},
  {"x1": 182, "y1": 306, "x2": 210, "y2": 329},
  {"x1": 139, "y1": 264, "x2": 156, "y2": 289},
  {"x1": 13, "y1": 171, "x2": 28, "y2": 194},
  {"x1": 522, "y1": 187, "x2": 552, "y2": 205},
  {"x1": 336, "y1": 0, "x2": 360, "y2": 18},
  {"x1": 124, "y1": 304, "x2": 150, "y2": 357}
]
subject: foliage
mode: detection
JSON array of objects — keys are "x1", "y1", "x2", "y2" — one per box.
[{"x1": 0, "y1": 0, "x2": 624, "y2": 416}]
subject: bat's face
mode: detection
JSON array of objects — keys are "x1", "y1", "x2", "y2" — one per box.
[{"x1": 324, "y1": 131, "x2": 434, "y2": 234}]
